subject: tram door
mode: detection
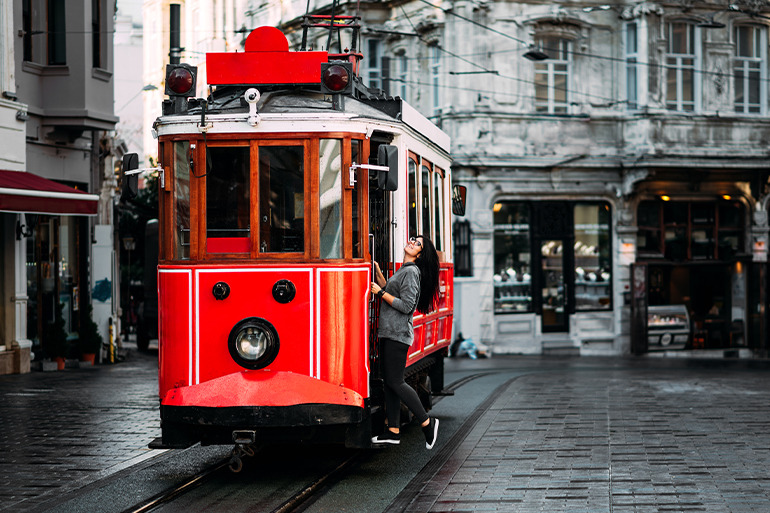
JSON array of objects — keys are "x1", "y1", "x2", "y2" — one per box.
[{"x1": 367, "y1": 135, "x2": 395, "y2": 378}]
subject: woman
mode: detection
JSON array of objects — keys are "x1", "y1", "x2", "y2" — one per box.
[{"x1": 370, "y1": 235, "x2": 441, "y2": 449}]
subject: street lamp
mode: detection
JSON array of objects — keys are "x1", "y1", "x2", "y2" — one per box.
[{"x1": 523, "y1": 45, "x2": 549, "y2": 62}]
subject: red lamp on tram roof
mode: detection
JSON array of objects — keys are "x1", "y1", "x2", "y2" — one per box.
[
  {"x1": 320, "y1": 62, "x2": 353, "y2": 95},
  {"x1": 164, "y1": 64, "x2": 197, "y2": 97}
]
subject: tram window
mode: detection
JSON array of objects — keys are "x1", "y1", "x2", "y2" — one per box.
[
  {"x1": 319, "y1": 140, "x2": 342, "y2": 259},
  {"x1": 408, "y1": 157, "x2": 417, "y2": 238},
  {"x1": 421, "y1": 162, "x2": 432, "y2": 238},
  {"x1": 206, "y1": 146, "x2": 250, "y2": 253},
  {"x1": 352, "y1": 140, "x2": 362, "y2": 259},
  {"x1": 259, "y1": 146, "x2": 304, "y2": 253},
  {"x1": 173, "y1": 141, "x2": 191, "y2": 260},
  {"x1": 433, "y1": 168, "x2": 444, "y2": 252}
]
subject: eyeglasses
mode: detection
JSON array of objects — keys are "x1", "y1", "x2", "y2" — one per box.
[{"x1": 409, "y1": 237, "x2": 422, "y2": 248}]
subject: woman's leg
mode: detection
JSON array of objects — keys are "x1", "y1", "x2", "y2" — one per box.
[{"x1": 380, "y1": 338, "x2": 429, "y2": 429}]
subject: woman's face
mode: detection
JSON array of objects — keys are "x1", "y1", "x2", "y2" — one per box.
[{"x1": 405, "y1": 236, "x2": 423, "y2": 258}]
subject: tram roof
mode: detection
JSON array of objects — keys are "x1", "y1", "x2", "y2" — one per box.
[
  {"x1": 157, "y1": 27, "x2": 450, "y2": 153},
  {"x1": 158, "y1": 88, "x2": 450, "y2": 154}
]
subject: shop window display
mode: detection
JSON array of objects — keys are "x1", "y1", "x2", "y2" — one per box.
[
  {"x1": 493, "y1": 203, "x2": 532, "y2": 313},
  {"x1": 574, "y1": 204, "x2": 611, "y2": 310}
]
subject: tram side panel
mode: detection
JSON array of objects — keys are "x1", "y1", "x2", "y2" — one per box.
[
  {"x1": 316, "y1": 267, "x2": 370, "y2": 398},
  {"x1": 158, "y1": 269, "x2": 193, "y2": 396}
]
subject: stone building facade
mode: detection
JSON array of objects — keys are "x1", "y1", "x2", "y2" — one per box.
[
  {"x1": 0, "y1": 0, "x2": 119, "y2": 373},
  {"x1": 250, "y1": 0, "x2": 770, "y2": 355}
]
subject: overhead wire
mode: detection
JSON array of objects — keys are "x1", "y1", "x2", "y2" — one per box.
[
  {"x1": 398, "y1": 4, "x2": 622, "y2": 107},
  {"x1": 413, "y1": 0, "x2": 770, "y2": 85}
]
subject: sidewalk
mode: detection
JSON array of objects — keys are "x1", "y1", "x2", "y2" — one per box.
[{"x1": 401, "y1": 358, "x2": 770, "y2": 512}]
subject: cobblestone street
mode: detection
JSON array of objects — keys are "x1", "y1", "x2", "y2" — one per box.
[
  {"x1": 1, "y1": 353, "x2": 769, "y2": 512},
  {"x1": 0, "y1": 352, "x2": 162, "y2": 512},
  {"x1": 405, "y1": 360, "x2": 770, "y2": 512}
]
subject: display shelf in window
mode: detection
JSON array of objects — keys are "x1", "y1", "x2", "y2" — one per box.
[
  {"x1": 493, "y1": 270, "x2": 532, "y2": 313},
  {"x1": 647, "y1": 304, "x2": 690, "y2": 350}
]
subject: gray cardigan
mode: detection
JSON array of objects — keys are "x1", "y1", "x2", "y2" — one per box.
[{"x1": 377, "y1": 262, "x2": 421, "y2": 345}]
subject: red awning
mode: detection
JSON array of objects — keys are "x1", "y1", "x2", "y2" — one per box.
[{"x1": 0, "y1": 170, "x2": 99, "y2": 216}]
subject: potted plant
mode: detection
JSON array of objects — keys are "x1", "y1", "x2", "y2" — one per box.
[
  {"x1": 46, "y1": 301, "x2": 70, "y2": 370},
  {"x1": 77, "y1": 304, "x2": 102, "y2": 365}
]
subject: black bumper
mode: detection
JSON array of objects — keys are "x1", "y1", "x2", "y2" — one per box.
[{"x1": 157, "y1": 403, "x2": 372, "y2": 448}]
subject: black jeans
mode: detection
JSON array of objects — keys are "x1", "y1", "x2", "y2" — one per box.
[{"x1": 380, "y1": 337, "x2": 429, "y2": 428}]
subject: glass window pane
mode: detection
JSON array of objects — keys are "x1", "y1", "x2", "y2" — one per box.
[
  {"x1": 535, "y1": 72, "x2": 549, "y2": 104},
  {"x1": 748, "y1": 71, "x2": 760, "y2": 105},
  {"x1": 670, "y1": 23, "x2": 685, "y2": 54},
  {"x1": 691, "y1": 227, "x2": 714, "y2": 259},
  {"x1": 408, "y1": 158, "x2": 417, "y2": 238},
  {"x1": 493, "y1": 202, "x2": 531, "y2": 313},
  {"x1": 666, "y1": 67, "x2": 678, "y2": 106},
  {"x1": 739, "y1": 26, "x2": 751, "y2": 57},
  {"x1": 433, "y1": 170, "x2": 443, "y2": 252},
  {"x1": 638, "y1": 202, "x2": 660, "y2": 227},
  {"x1": 665, "y1": 227, "x2": 687, "y2": 260},
  {"x1": 174, "y1": 141, "x2": 191, "y2": 260},
  {"x1": 664, "y1": 203, "x2": 688, "y2": 225},
  {"x1": 421, "y1": 164, "x2": 431, "y2": 237},
  {"x1": 691, "y1": 204, "x2": 714, "y2": 224},
  {"x1": 627, "y1": 22, "x2": 637, "y2": 54},
  {"x1": 574, "y1": 203, "x2": 611, "y2": 310},
  {"x1": 719, "y1": 203, "x2": 742, "y2": 228},
  {"x1": 259, "y1": 146, "x2": 304, "y2": 253},
  {"x1": 627, "y1": 64, "x2": 638, "y2": 108},
  {"x1": 637, "y1": 230, "x2": 661, "y2": 253},
  {"x1": 206, "y1": 146, "x2": 250, "y2": 253},
  {"x1": 682, "y1": 69, "x2": 693, "y2": 102},
  {"x1": 352, "y1": 140, "x2": 362, "y2": 259},
  {"x1": 553, "y1": 73, "x2": 567, "y2": 104},
  {"x1": 735, "y1": 65, "x2": 745, "y2": 109},
  {"x1": 319, "y1": 139, "x2": 342, "y2": 259}
]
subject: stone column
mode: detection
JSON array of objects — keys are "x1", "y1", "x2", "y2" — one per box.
[{"x1": 13, "y1": 219, "x2": 31, "y2": 373}]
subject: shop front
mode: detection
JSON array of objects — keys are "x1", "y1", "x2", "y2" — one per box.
[
  {"x1": 0, "y1": 170, "x2": 98, "y2": 373},
  {"x1": 635, "y1": 198, "x2": 751, "y2": 352},
  {"x1": 492, "y1": 199, "x2": 617, "y2": 354}
]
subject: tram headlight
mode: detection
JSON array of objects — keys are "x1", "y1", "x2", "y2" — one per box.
[{"x1": 228, "y1": 317, "x2": 279, "y2": 370}]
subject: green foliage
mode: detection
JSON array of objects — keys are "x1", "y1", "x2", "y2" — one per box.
[
  {"x1": 77, "y1": 304, "x2": 103, "y2": 355},
  {"x1": 45, "y1": 301, "x2": 70, "y2": 358}
]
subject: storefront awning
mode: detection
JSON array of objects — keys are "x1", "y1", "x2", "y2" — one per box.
[{"x1": 0, "y1": 170, "x2": 99, "y2": 216}]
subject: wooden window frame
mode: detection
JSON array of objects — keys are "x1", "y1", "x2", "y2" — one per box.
[{"x1": 158, "y1": 133, "x2": 370, "y2": 264}]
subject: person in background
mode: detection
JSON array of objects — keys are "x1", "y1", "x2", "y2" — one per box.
[{"x1": 370, "y1": 235, "x2": 441, "y2": 449}]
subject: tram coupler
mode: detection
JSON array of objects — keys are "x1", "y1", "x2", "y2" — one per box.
[{"x1": 232, "y1": 430, "x2": 256, "y2": 445}]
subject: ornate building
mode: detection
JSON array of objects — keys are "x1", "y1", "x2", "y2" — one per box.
[{"x1": 251, "y1": 0, "x2": 770, "y2": 355}]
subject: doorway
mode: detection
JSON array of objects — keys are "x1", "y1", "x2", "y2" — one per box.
[{"x1": 540, "y1": 238, "x2": 569, "y2": 332}]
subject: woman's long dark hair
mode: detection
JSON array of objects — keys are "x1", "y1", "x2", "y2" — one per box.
[{"x1": 414, "y1": 235, "x2": 440, "y2": 315}]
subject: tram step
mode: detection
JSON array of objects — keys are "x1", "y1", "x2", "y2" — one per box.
[{"x1": 148, "y1": 437, "x2": 194, "y2": 450}]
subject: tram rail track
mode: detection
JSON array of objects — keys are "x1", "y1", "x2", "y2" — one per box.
[{"x1": 120, "y1": 371, "x2": 494, "y2": 513}]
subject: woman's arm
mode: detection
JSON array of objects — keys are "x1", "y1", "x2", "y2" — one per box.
[{"x1": 373, "y1": 261, "x2": 387, "y2": 288}]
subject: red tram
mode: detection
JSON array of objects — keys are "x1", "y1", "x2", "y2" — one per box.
[{"x1": 123, "y1": 22, "x2": 465, "y2": 451}]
